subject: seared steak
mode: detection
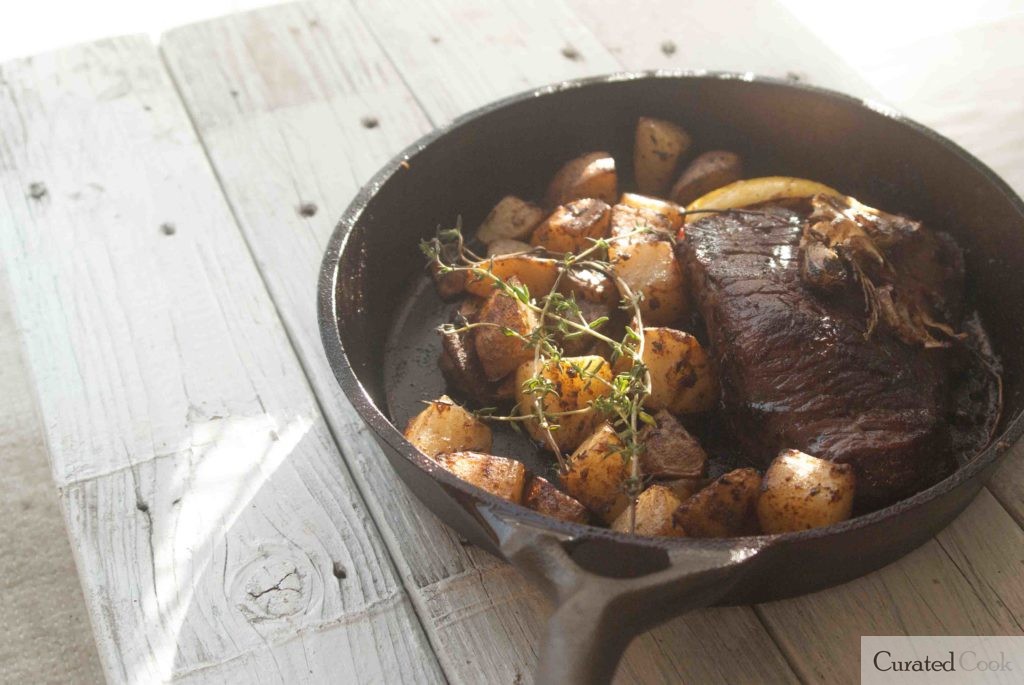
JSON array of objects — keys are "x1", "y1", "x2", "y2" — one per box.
[{"x1": 679, "y1": 204, "x2": 963, "y2": 507}]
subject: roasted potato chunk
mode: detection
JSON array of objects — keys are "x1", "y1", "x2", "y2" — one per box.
[
  {"x1": 683, "y1": 176, "x2": 843, "y2": 226},
  {"x1": 404, "y1": 396, "x2": 492, "y2": 458},
  {"x1": 634, "y1": 117, "x2": 692, "y2": 196},
  {"x1": 609, "y1": 202, "x2": 677, "y2": 244},
  {"x1": 523, "y1": 476, "x2": 590, "y2": 524},
  {"x1": 673, "y1": 468, "x2": 762, "y2": 537},
  {"x1": 559, "y1": 267, "x2": 618, "y2": 306},
  {"x1": 474, "y1": 278, "x2": 538, "y2": 381},
  {"x1": 439, "y1": 300, "x2": 515, "y2": 403},
  {"x1": 609, "y1": 240, "x2": 686, "y2": 325},
  {"x1": 669, "y1": 151, "x2": 744, "y2": 206},
  {"x1": 635, "y1": 327, "x2": 718, "y2": 413},
  {"x1": 429, "y1": 241, "x2": 468, "y2": 300},
  {"x1": 476, "y1": 195, "x2": 546, "y2": 244},
  {"x1": 619, "y1": 193, "x2": 684, "y2": 233},
  {"x1": 463, "y1": 254, "x2": 560, "y2": 298},
  {"x1": 559, "y1": 297, "x2": 614, "y2": 357},
  {"x1": 660, "y1": 477, "x2": 703, "y2": 502},
  {"x1": 757, "y1": 449, "x2": 856, "y2": 533},
  {"x1": 639, "y1": 410, "x2": 707, "y2": 479},
  {"x1": 530, "y1": 198, "x2": 611, "y2": 254},
  {"x1": 545, "y1": 152, "x2": 618, "y2": 207},
  {"x1": 486, "y1": 238, "x2": 533, "y2": 257},
  {"x1": 436, "y1": 451, "x2": 526, "y2": 503},
  {"x1": 562, "y1": 423, "x2": 629, "y2": 523},
  {"x1": 611, "y1": 485, "x2": 686, "y2": 537},
  {"x1": 515, "y1": 356, "x2": 612, "y2": 452}
]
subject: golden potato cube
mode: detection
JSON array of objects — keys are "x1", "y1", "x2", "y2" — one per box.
[
  {"x1": 474, "y1": 279, "x2": 538, "y2": 381},
  {"x1": 640, "y1": 327, "x2": 718, "y2": 413},
  {"x1": 403, "y1": 396, "x2": 492, "y2": 458},
  {"x1": 660, "y1": 477, "x2": 703, "y2": 502},
  {"x1": 523, "y1": 476, "x2": 590, "y2": 524},
  {"x1": 611, "y1": 485, "x2": 686, "y2": 537},
  {"x1": 515, "y1": 356, "x2": 612, "y2": 453},
  {"x1": 486, "y1": 238, "x2": 533, "y2": 257},
  {"x1": 463, "y1": 254, "x2": 560, "y2": 298},
  {"x1": 530, "y1": 198, "x2": 611, "y2": 254},
  {"x1": 429, "y1": 241, "x2": 468, "y2": 299},
  {"x1": 436, "y1": 451, "x2": 526, "y2": 503},
  {"x1": 476, "y1": 195, "x2": 546, "y2": 244},
  {"x1": 618, "y1": 193, "x2": 684, "y2": 232},
  {"x1": 669, "y1": 150, "x2": 744, "y2": 206},
  {"x1": 609, "y1": 203, "x2": 677, "y2": 246},
  {"x1": 757, "y1": 449, "x2": 856, "y2": 534},
  {"x1": 673, "y1": 468, "x2": 762, "y2": 538},
  {"x1": 559, "y1": 266, "x2": 618, "y2": 306},
  {"x1": 562, "y1": 423, "x2": 630, "y2": 524},
  {"x1": 545, "y1": 152, "x2": 618, "y2": 207},
  {"x1": 638, "y1": 410, "x2": 707, "y2": 479},
  {"x1": 609, "y1": 240, "x2": 687, "y2": 325},
  {"x1": 633, "y1": 117, "x2": 692, "y2": 196}
]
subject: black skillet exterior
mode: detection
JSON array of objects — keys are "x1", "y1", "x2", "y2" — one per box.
[{"x1": 318, "y1": 73, "x2": 1024, "y2": 607}]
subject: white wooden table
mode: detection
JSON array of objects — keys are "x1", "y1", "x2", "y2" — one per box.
[{"x1": 2, "y1": 1, "x2": 1023, "y2": 682}]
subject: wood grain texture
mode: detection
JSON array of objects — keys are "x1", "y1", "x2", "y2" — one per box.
[
  {"x1": 0, "y1": 36, "x2": 442, "y2": 684},
  {"x1": 567, "y1": 4, "x2": 1024, "y2": 683},
  {"x1": 564, "y1": 0, "x2": 878, "y2": 99},
  {"x1": 163, "y1": 1, "x2": 797, "y2": 682}
]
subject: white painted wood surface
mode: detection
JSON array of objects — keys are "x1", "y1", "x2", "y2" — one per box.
[
  {"x1": 0, "y1": 36, "x2": 442, "y2": 684},
  {"x1": 0, "y1": 1, "x2": 1022, "y2": 684}
]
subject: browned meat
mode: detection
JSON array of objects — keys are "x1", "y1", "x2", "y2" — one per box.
[{"x1": 678, "y1": 204, "x2": 963, "y2": 508}]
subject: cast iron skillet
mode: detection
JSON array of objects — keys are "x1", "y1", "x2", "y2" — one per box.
[{"x1": 318, "y1": 73, "x2": 1024, "y2": 684}]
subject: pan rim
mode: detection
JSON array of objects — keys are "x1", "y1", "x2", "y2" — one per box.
[{"x1": 318, "y1": 70, "x2": 1024, "y2": 553}]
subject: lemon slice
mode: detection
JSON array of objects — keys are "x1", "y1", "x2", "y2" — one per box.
[{"x1": 683, "y1": 176, "x2": 843, "y2": 225}]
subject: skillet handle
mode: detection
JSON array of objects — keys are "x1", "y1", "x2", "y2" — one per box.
[{"x1": 488, "y1": 513, "x2": 768, "y2": 685}]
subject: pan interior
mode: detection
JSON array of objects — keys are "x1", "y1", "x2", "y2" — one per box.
[{"x1": 339, "y1": 76, "x2": 1024, "y2": 509}]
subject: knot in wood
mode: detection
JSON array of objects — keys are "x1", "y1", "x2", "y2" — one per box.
[{"x1": 234, "y1": 555, "x2": 310, "y2": 621}]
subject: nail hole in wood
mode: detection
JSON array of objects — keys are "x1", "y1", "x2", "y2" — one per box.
[
  {"x1": 297, "y1": 202, "x2": 318, "y2": 218},
  {"x1": 360, "y1": 116, "x2": 379, "y2": 129},
  {"x1": 429, "y1": 35, "x2": 441, "y2": 44},
  {"x1": 28, "y1": 182, "x2": 47, "y2": 200},
  {"x1": 230, "y1": 89, "x2": 239, "y2": 98},
  {"x1": 660, "y1": 40, "x2": 677, "y2": 56},
  {"x1": 332, "y1": 561, "x2": 347, "y2": 580},
  {"x1": 160, "y1": 222, "x2": 176, "y2": 236},
  {"x1": 561, "y1": 45, "x2": 581, "y2": 61}
]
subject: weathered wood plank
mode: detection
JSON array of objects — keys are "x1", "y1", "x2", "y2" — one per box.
[
  {"x1": 567, "y1": 3, "x2": 1024, "y2": 683},
  {"x1": 353, "y1": 0, "x2": 619, "y2": 124},
  {"x1": 564, "y1": 0, "x2": 877, "y2": 98},
  {"x1": 163, "y1": 1, "x2": 797, "y2": 682},
  {"x1": 0, "y1": 36, "x2": 442, "y2": 684}
]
